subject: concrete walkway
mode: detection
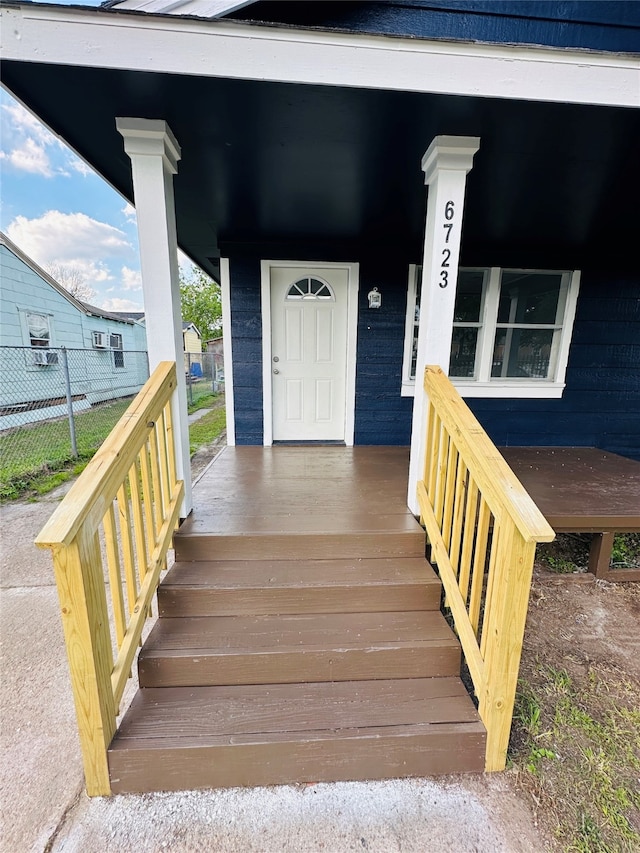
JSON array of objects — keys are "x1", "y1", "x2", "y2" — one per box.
[{"x1": 0, "y1": 484, "x2": 546, "y2": 853}]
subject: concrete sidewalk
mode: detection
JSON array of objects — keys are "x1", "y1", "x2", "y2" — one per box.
[{"x1": 0, "y1": 487, "x2": 546, "y2": 853}]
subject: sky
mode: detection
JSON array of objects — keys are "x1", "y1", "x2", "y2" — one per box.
[{"x1": 1, "y1": 44, "x2": 196, "y2": 313}]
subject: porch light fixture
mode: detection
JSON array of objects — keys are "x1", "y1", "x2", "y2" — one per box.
[{"x1": 368, "y1": 287, "x2": 382, "y2": 309}]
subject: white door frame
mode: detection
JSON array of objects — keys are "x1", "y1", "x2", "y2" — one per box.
[{"x1": 260, "y1": 260, "x2": 360, "y2": 446}]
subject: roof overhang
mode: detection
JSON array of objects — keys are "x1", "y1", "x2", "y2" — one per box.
[
  {"x1": 1, "y1": 3, "x2": 638, "y2": 108},
  {"x1": 1, "y1": 4, "x2": 639, "y2": 280}
]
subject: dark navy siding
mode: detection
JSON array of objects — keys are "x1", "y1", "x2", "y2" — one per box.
[
  {"x1": 229, "y1": 2, "x2": 640, "y2": 53},
  {"x1": 354, "y1": 256, "x2": 413, "y2": 444},
  {"x1": 228, "y1": 257, "x2": 264, "y2": 444},
  {"x1": 228, "y1": 254, "x2": 639, "y2": 456},
  {"x1": 467, "y1": 271, "x2": 640, "y2": 460}
]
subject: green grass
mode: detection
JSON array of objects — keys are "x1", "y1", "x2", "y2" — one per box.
[
  {"x1": 189, "y1": 406, "x2": 226, "y2": 454},
  {"x1": 187, "y1": 391, "x2": 217, "y2": 414},
  {"x1": 186, "y1": 379, "x2": 218, "y2": 411},
  {"x1": 0, "y1": 396, "x2": 227, "y2": 501},
  {"x1": 511, "y1": 667, "x2": 640, "y2": 852},
  {"x1": 610, "y1": 533, "x2": 640, "y2": 568},
  {"x1": 0, "y1": 399, "x2": 132, "y2": 500}
]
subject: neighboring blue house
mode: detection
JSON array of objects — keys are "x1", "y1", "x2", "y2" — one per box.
[
  {"x1": 0, "y1": 232, "x2": 148, "y2": 427},
  {"x1": 1, "y1": 0, "x2": 638, "y2": 468}
]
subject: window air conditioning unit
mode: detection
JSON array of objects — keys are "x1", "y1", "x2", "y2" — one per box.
[
  {"x1": 33, "y1": 350, "x2": 58, "y2": 366},
  {"x1": 93, "y1": 331, "x2": 108, "y2": 348}
]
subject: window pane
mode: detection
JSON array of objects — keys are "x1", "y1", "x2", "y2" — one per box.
[
  {"x1": 454, "y1": 270, "x2": 484, "y2": 322},
  {"x1": 27, "y1": 312, "x2": 50, "y2": 346},
  {"x1": 491, "y1": 328, "x2": 554, "y2": 378},
  {"x1": 498, "y1": 272, "x2": 562, "y2": 324},
  {"x1": 449, "y1": 328, "x2": 478, "y2": 378}
]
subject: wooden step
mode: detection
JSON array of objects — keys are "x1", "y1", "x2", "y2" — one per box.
[
  {"x1": 108, "y1": 678, "x2": 486, "y2": 793},
  {"x1": 158, "y1": 557, "x2": 441, "y2": 617},
  {"x1": 138, "y1": 611, "x2": 460, "y2": 687},
  {"x1": 173, "y1": 513, "x2": 426, "y2": 561}
]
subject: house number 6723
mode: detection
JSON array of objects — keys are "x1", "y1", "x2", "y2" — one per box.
[{"x1": 440, "y1": 200, "x2": 455, "y2": 288}]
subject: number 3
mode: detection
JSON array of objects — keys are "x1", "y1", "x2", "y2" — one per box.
[{"x1": 439, "y1": 270, "x2": 448, "y2": 288}]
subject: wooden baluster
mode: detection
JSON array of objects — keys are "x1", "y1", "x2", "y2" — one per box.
[
  {"x1": 449, "y1": 458, "x2": 467, "y2": 581},
  {"x1": 469, "y1": 498, "x2": 491, "y2": 636},
  {"x1": 103, "y1": 503, "x2": 126, "y2": 648},
  {"x1": 157, "y1": 412, "x2": 172, "y2": 520},
  {"x1": 139, "y1": 438, "x2": 157, "y2": 554},
  {"x1": 164, "y1": 400, "x2": 179, "y2": 498},
  {"x1": 129, "y1": 458, "x2": 148, "y2": 586},
  {"x1": 433, "y1": 425, "x2": 449, "y2": 528},
  {"x1": 442, "y1": 441, "x2": 459, "y2": 552},
  {"x1": 458, "y1": 477, "x2": 479, "y2": 603},
  {"x1": 427, "y1": 410, "x2": 440, "y2": 503},
  {"x1": 148, "y1": 423, "x2": 165, "y2": 532},
  {"x1": 117, "y1": 481, "x2": 137, "y2": 616}
]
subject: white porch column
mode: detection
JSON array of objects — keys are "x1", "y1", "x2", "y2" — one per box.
[
  {"x1": 407, "y1": 136, "x2": 480, "y2": 515},
  {"x1": 116, "y1": 118, "x2": 193, "y2": 516}
]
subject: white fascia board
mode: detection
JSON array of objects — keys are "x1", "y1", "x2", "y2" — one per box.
[{"x1": 1, "y1": 6, "x2": 638, "y2": 109}]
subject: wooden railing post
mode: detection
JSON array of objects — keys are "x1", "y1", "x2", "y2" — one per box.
[
  {"x1": 51, "y1": 527, "x2": 116, "y2": 796},
  {"x1": 478, "y1": 524, "x2": 537, "y2": 771},
  {"x1": 36, "y1": 362, "x2": 184, "y2": 797},
  {"x1": 418, "y1": 365, "x2": 554, "y2": 772}
]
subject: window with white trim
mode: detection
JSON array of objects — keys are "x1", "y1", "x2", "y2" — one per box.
[
  {"x1": 26, "y1": 312, "x2": 51, "y2": 348},
  {"x1": 402, "y1": 266, "x2": 581, "y2": 398},
  {"x1": 110, "y1": 333, "x2": 125, "y2": 368}
]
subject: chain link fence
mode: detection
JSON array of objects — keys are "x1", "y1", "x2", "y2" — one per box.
[
  {"x1": 0, "y1": 346, "x2": 149, "y2": 497},
  {"x1": 184, "y1": 350, "x2": 224, "y2": 409}
]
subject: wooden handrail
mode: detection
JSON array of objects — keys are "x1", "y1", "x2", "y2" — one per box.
[
  {"x1": 36, "y1": 362, "x2": 179, "y2": 548},
  {"x1": 35, "y1": 362, "x2": 184, "y2": 796},
  {"x1": 422, "y1": 367, "x2": 555, "y2": 544},
  {"x1": 417, "y1": 365, "x2": 554, "y2": 772}
]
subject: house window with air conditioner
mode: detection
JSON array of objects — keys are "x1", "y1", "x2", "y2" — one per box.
[{"x1": 24, "y1": 311, "x2": 58, "y2": 366}]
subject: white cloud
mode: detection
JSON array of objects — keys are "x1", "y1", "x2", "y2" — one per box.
[
  {"x1": 121, "y1": 266, "x2": 142, "y2": 291},
  {"x1": 1, "y1": 100, "x2": 94, "y2": 178},
  {"x1": 3, "y1": 102, "x2": 59, "y2": 148},
  {"x1": 0, "y1": 138, "x2": 53, "y2": 177},
  {"x1": 121, "y1": 203, "x2": 136, "y2": 221},
  {"x1": 101, "y1": 297, "x2": 144, "y2": 312},
  {"x1": 68, "y1": 157, "x2": 94, "y2": 177},
  {"x1": 7, "y1": 211, "x2": 133, "y2": 266}
]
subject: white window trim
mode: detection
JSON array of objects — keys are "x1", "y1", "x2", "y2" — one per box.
[{"x1": 402, "y1": 266, "x2": 581, "y2": 399}]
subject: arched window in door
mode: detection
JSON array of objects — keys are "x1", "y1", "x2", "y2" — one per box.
[{"x1": 286, "y1": 277, "x2": 334, "y2": 301}]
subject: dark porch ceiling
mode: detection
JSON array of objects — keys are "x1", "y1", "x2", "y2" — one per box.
[{"x1": 2, "y1": 59, "x2": 639, "y2": 280}]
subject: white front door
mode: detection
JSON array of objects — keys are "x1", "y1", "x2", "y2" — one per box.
[{"x1": 269, "y1": 265, "x2": 349, "y2": 442}]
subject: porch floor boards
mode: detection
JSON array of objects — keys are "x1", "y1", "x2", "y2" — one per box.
[
  {"x1": 501, "y1": 447, "x2": 640, "y2": 581},
  {"x1": 108, "y1": 447, "x2": 486, "y2": 793}
]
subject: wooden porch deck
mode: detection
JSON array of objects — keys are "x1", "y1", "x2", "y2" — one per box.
[
  {"x1": 108, "y1": 447, "x2": 486, "y2": 793},
  {"x1": 107, "y1": 443, "x2": 639, "y2": 792},
  {"x1": 502, "y1": 447, "x2": 640, "y2": 582}
]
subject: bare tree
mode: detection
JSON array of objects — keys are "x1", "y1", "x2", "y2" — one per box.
[{"x1": 45, "y1": 263, "x2": 97, "y2": 303}]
